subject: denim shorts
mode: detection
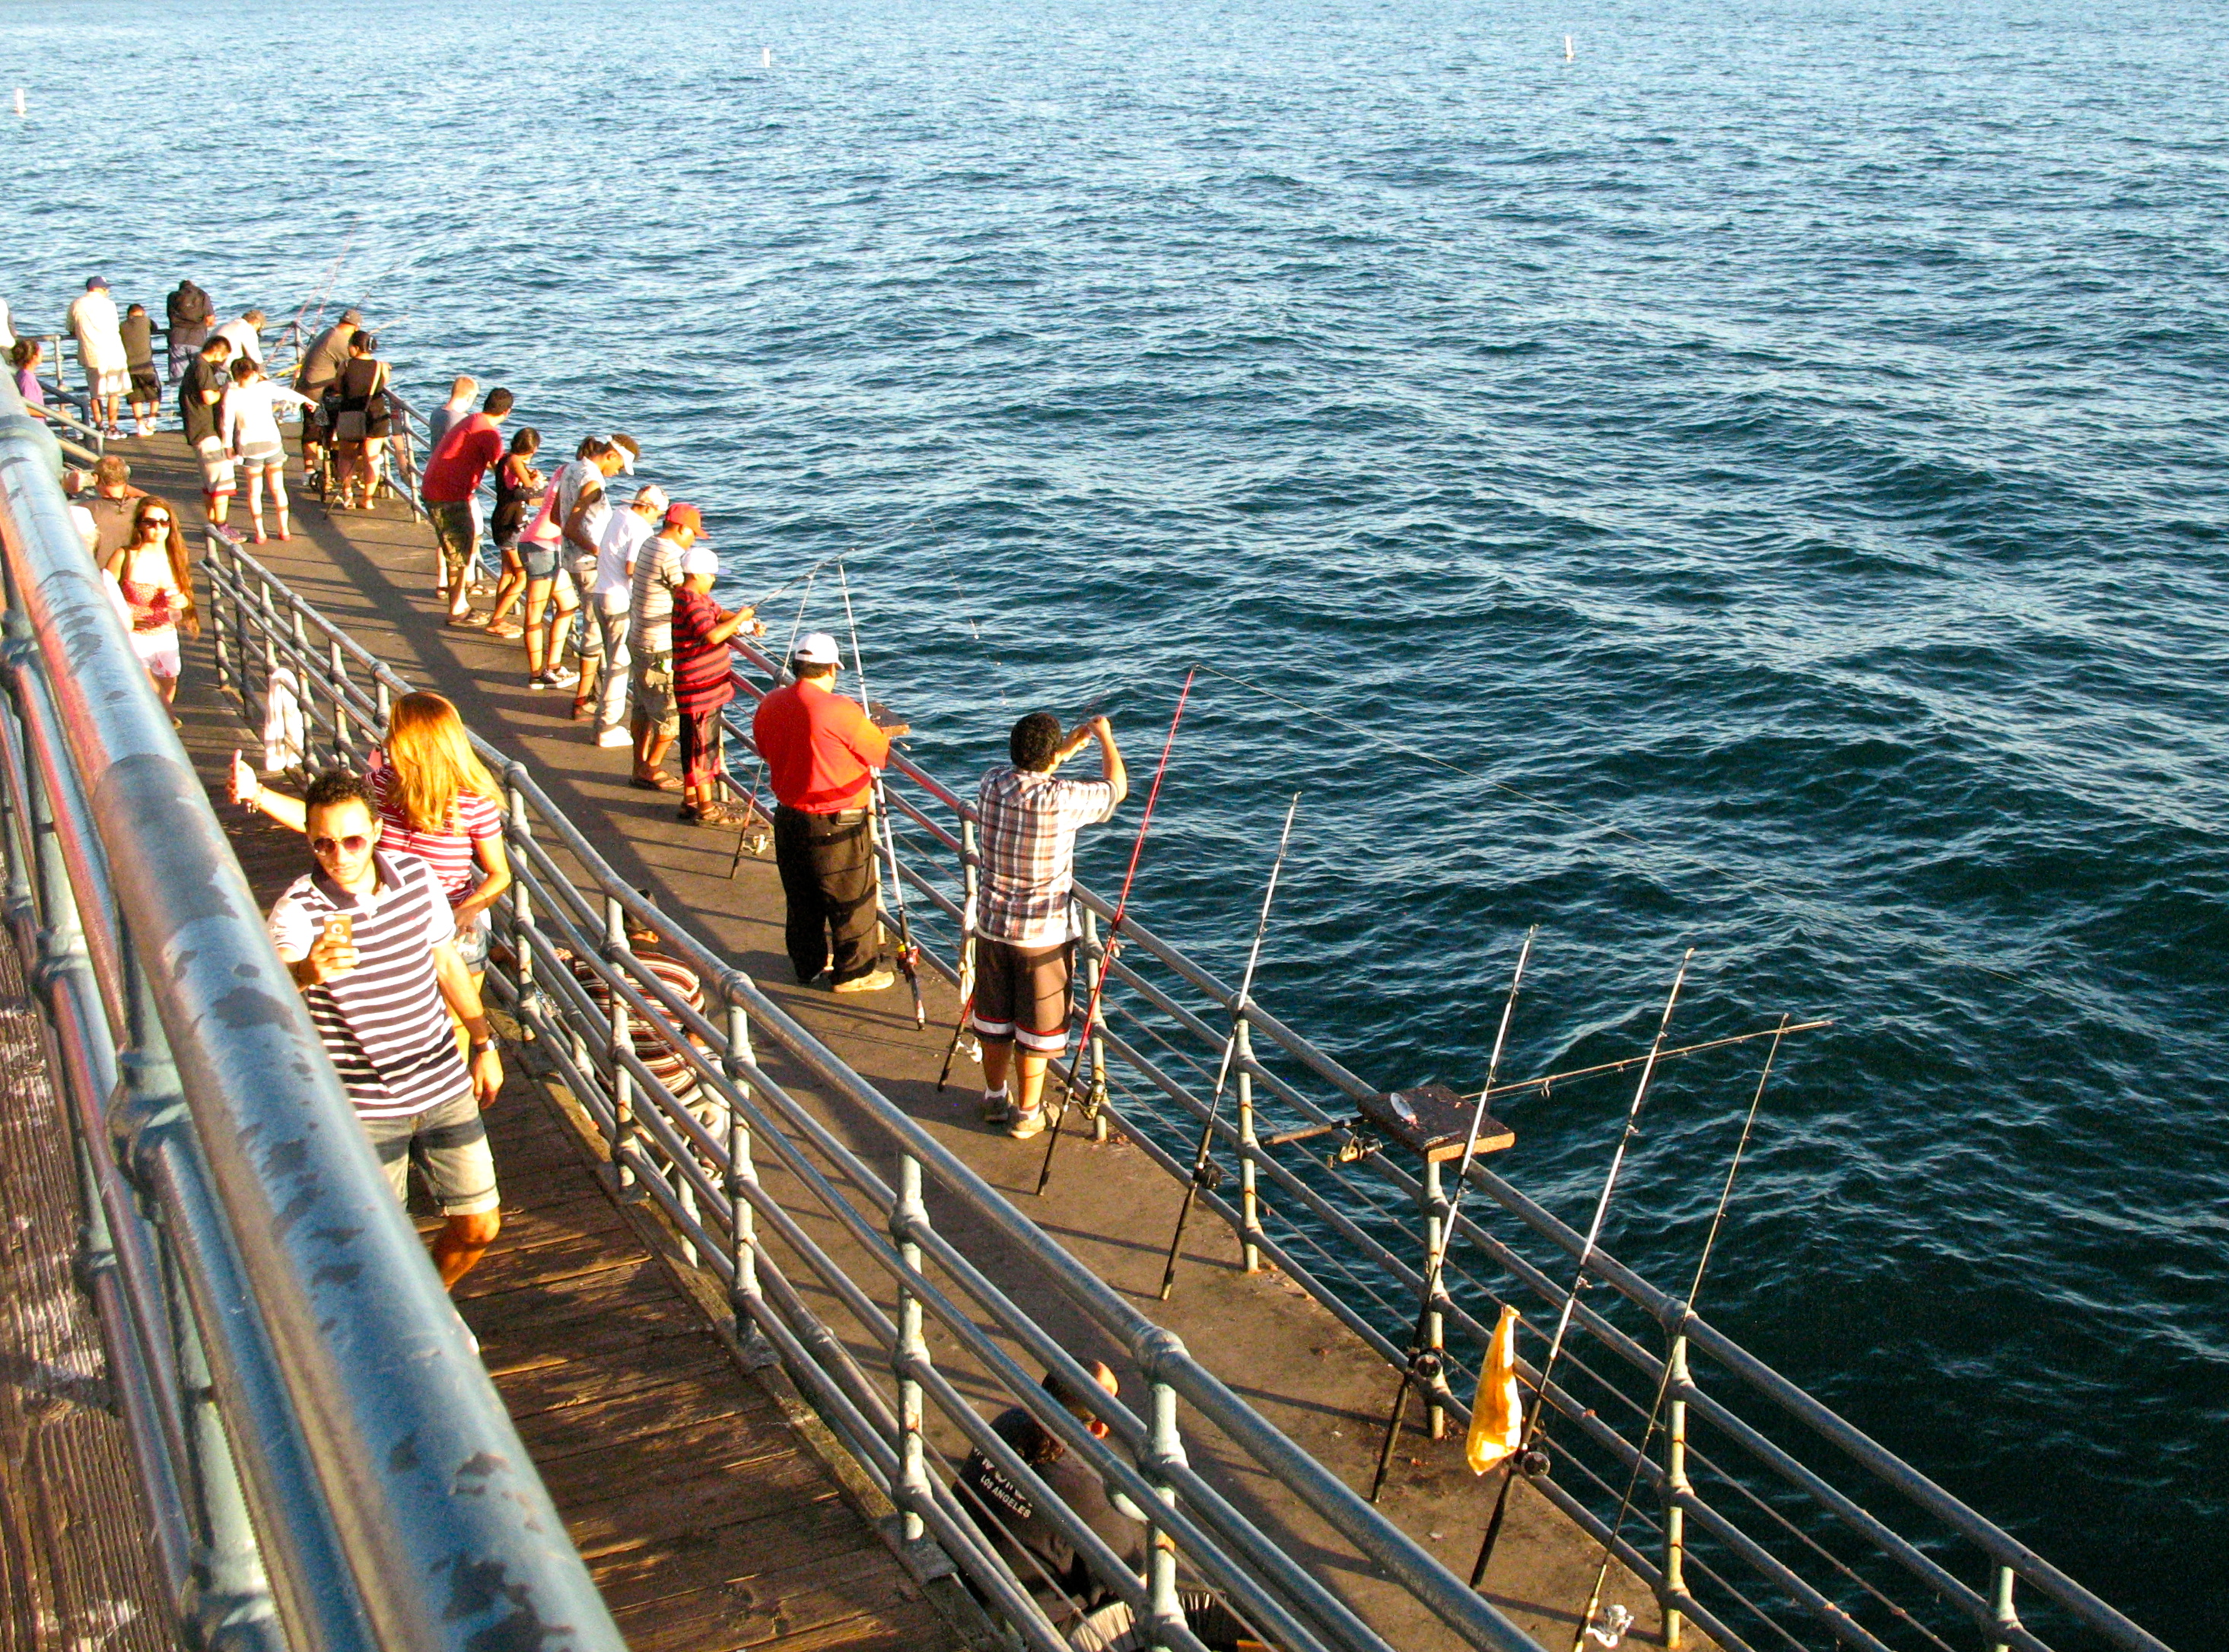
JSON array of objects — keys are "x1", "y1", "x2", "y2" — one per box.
[
  {"x1": 361, "y1": 1091, "x2": 498, "y2": 1216},
  {"x1": 521, "y1": 540, "x2": 562, "y2": 581},
  {"x1": 453, "y1": 907, "x2": 491, "y2": 970}
]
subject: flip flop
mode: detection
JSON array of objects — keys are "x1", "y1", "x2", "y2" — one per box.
[{"x1": 629, "y1": 772, "x2": 682, "y2": 792}]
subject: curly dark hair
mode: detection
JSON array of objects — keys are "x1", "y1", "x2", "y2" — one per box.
[{"x1": 1010, "y1": 711, "x2": 1064, "y2": 772}]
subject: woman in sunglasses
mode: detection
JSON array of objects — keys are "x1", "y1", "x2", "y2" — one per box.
[
  {"x1": 231, "y1": 691, "x2": 512, "y2": 987},
  {"x1": 102, "y1": 497, "x2": 199, "y2": 705}
]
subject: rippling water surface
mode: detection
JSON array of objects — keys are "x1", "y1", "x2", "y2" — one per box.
[{"x1": 5, "y1": 0, "x2": 2224, "y2": 1638}]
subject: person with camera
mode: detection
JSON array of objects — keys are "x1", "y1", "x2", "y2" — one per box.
[{"x1": 265, "y1": 770, "x2": 505, "y2": 1290}]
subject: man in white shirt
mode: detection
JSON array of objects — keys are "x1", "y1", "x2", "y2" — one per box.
[
  {"x1": 542, "y1": 432, "x2": 638, "y2": 714},
  {"x1": 66, "y1": 277, "x2": 129, "y2": 437},
  {"x1": 212, "y1": 309, "x2": 266, "y2": 367},
  {"x1": 587, "y1": 484, "x2": 665, "y2": 747}
]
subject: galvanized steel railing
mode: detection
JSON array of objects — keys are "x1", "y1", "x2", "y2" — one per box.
[
  {"x1": 717, "y1": 639, "x2": 2171, "y2": 1652},
  {"x1": 0, "y1": 384, "x2": 625, "y2": 1652},
  {"x1": 200, "y1": 536, "x2": 1548, "y2": 1652}
]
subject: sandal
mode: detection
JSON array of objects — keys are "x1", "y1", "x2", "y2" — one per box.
[{"x1": 629, "y1": 772, "x2": 682, "y2": 792}]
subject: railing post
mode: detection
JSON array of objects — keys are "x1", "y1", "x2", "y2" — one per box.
[
  {"x1": 720, "y1": 997, "x2": 774, "y2": 1369},
  {"x1": 374, "y1": 676, "x2": 392, "y2": 737},
  {"x1": 1235, "y1": 1015, "x2": 1261, "y2": 1273},
  {"x1": 1422, "y1": 1155, "x2": 1451, "y2": 1438},
  {"x1": 891, "y1": 1154, "x2": 931, "y2": 1544},
  {"x1": 1144, "y1": 1364, "x2": 1188, "y2": 1651},
  {"x1": 327, "y1": 639, "x2": 353, "y2": 767},
  {"x1": 1987, "y1": 1564, "x2": 2019, "y2": 1652},
  {"x1": 602, "y1": 893, "x2": 636, "y2": 1196},
  {"x1": 256, "y1": 581, "x2": 279, "y2": 721},
  {"x1": 206, "y1": 537, "x2": 233, "y2": 699},
  {"x1": 1080, "y1": 904, "x2": 1108, "y2": 1142},
  {"x1": 1662, "y1": 1330, "x2": 1692, "y2": 1650}
]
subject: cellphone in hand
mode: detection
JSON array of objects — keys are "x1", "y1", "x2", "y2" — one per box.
[{"x1": 323, "y1": 913, "x2": 354, "y2": 947}]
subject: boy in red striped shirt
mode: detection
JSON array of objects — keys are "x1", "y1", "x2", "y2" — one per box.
[{"x1": 666, "y1": 514, "x2": 764, "y2": 827}]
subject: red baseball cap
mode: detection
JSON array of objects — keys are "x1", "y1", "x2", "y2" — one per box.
[{"x1": 663, "y1": 503, "x2": 711, "y2": 545}]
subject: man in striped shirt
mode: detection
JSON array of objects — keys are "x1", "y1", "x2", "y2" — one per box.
[{"x1": 267, "y1": 771, "x2": 506, "y2": 1288}]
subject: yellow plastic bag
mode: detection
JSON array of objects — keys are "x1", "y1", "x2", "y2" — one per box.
[{"x1": 1467, "y1": 1304, "x2": 1524, "y2": 1474}]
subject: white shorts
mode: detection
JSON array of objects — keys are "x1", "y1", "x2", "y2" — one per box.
[
  {"x1": 196, "y1": 436, "x2": 236, "y2": 495},
  {"x1": 132, "y1": 627, "x2": 181, "y2": 681}
]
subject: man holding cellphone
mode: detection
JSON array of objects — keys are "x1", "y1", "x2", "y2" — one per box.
[{"x1": 266, "y1": 770, "x2": 506, "y2": 1288}]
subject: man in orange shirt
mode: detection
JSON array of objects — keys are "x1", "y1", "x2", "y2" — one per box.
[{"x1": 751, "y1": 632, "x2": 912, "y2": 992}]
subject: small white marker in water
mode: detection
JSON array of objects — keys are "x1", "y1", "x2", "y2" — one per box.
[
  {"x1": 13, "y1": 89, "x2": 24, "y2": 118},
  {"x1": 762, "y1": 46, "x2": 773, "y2": 68},
  {"x1": 1564, "y1": 35, "x2": 1576, "y2": 60}
]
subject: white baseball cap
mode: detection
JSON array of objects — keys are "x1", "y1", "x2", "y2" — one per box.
[
  {"x1": 679, "y1": 545, "x2": 718, "y2": 579},
  {"x1": 633, "y1": 484, "x2": 668, "y2": 513},
  {"x1": 792, "y1": 631, "x2": 843, "y2": 666}
]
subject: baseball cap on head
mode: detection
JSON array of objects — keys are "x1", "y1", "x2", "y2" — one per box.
[
  {"x1": 663, "y1": 502, "x2": 709, "y2": 543},
  {"x1": 679, "y1": 545, "x2": 718, "y2": 579},
  {"x1": 86, "y1": 276, "x2": 108, "y2": 291},
  {"x1": 339, "y1": 308, "x2": 364, "y2": 324},
  {"x1": 792, "y1": 631, "x2": 843, "y2": 667},
  {"x1": 634, "y1": 484, "x2": 669, "y2": 513}
]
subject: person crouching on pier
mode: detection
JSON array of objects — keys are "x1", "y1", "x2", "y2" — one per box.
[
  {"x1": 264, "y1": 770, "x2": 505, "y2": 1289},
  {"x1": 750, "y1": 632, "x2": 909, "y2": 993},
  {"x1": 969, "y1": 713, "x2": 1125, "y2": 1140}
]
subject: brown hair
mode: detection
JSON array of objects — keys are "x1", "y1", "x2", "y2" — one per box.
[{"x1": 113, "y1": 498, "x2": 198, "y2": 637}]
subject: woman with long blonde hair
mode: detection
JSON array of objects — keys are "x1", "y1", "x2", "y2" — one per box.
[
  {"x1": 103, "y1": 496, "x2": 199, "y2": 704},
  {"x1": 232, "y1": 691, "x2": 511, "y2": 974}
]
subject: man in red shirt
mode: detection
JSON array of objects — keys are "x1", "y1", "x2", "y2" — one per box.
[
  {"x1": 751, "y1": 632, "x2": 911, "y2": 992},
  {"x1": 418, "y1": 386, "x2": 512, "y2": 625}
]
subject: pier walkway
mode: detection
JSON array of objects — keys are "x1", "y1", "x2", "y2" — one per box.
[{"x1": 124, "y1": 427, "x2": 1643, "y2": 1652}]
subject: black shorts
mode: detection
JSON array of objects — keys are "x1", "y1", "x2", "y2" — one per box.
[{"x1": 968, "y1": 937, "x2": 1074, "y2": 1056}]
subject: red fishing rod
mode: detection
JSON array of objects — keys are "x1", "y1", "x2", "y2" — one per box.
[{"x1": 1033, "y1": 667, "x2": 1195, "y2": 1197}]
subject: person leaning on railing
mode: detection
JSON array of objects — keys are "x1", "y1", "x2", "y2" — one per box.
[
  {"x1": 261, "y1": 768, "x2": 505, "y2": 1291},
  {"x1": 294, "y1": 306, "x2": 361, "y2": 490},
  {"x1": 9, "y1": 338, "x2": 51, "y2": 421}
]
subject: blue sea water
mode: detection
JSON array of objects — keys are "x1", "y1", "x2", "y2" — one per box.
[{"x1": 3, "y1": 0, "x2": 2223, "y2": 1641}]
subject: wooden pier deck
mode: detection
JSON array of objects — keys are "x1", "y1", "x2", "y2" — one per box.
[{"x1": 107, "y1": 424, "x2": 1686, "y2": 1652}]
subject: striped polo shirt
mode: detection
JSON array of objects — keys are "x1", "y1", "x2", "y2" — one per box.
[{"x1": 268, "y1": 851, "x2": 470, "y2": 1120}]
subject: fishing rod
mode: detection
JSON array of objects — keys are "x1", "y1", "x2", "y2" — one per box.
[
  {"x1": 1464, "y1": 1020, "x2": 1832, "y2": 1104},
  {"x1": 933, "y1": 886, "x2": 978, "y2": 1092},
  {"x1": 838, "y1": 561, "x2": 927, "y2": 1027},
  {"x1": 727, "y1": 571, "x2": 821, "y2": 880},
  {"x1": 1366, "y1": 926, "x2": 1536, "y2": 1502},
  {"x1": 1469, "y1": 947, "x2": 1694, "y2": 1589},
  {"x1": 1566, "y1": 1015, "x2": 1790, "y2": 1652},
  {"x1": 1034, "y1": 668, "x2": 1197, "y2": 1198},
  {"x1": 292, "y1": 227, "x2": 356, "y2": 343},
  {"x1": 1156, "y1": 791, "x2": 1302, "y2": 1301}
]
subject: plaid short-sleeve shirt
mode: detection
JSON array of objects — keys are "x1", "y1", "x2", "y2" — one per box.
[{"x1": 974, "y1": 765, "x2": 1119, "y2": 947}]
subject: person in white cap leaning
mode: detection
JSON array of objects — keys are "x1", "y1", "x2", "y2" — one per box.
[
  {"x1": 587, "y1": 481, "x2": 666, "y2": 747},
  {"x1": 751, "y1": 633, "x2": 910, "y2": 991},
  {"x1": 667, "y1": 524, "x2": 763, "y2": 827}
]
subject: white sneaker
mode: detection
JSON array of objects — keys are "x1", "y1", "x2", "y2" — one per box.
[
  {"x1": 596, "y1": 727, "x2": 631, "y2": 748},
  {"x1": 542, "y1": 665, "x2": 580, "y2": 689}
]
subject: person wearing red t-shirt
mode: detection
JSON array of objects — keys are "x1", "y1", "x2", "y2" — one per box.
[
  {"x1": 751, "y1": 632, "x2": 911, "y2": 992},
  {"x1": 418, "y1": 387, "x2": 511, "y2": 625}
]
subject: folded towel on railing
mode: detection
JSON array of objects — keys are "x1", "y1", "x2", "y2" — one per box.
[{"x1": 263, "y1": 664, "x2": 304, "y2": 771}]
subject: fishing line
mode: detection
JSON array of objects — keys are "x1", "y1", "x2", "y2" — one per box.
[
  {"x1": 1565, "y1": 1015, "x2": 1789, "y2": 1652},
  {"x1": 1189, "y1": 659, "x2": 2037, "y2": 995}
]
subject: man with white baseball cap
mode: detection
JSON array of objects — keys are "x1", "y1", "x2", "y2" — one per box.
[
  {"x1": 752, "y1": 631, "x2": 911, "y2": 991},
  {"x1": 668, "y1": 534, "x2": 764, "y2": 827}
]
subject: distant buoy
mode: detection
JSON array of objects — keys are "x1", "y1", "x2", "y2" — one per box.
[
  {"x1": 12, "y1": 89, "x2": 23, "y2": 118},
  {"x1": 762, "y1": 46, "x2": 773, "y2": 67},
  {"x1": 1564, "y1": 35, "x2": 1575, "y2": 60}
]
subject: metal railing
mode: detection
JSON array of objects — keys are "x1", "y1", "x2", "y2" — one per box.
[
  {"x1": 0, "y1": 385, "x2": 625, "y2": 1652},
  {"x1": 201, "y1": 537, "x2": 1550, "y2": 1652},
  {"x1": 707, "y1": 638, "x2": 2170, "y2": 1652}
]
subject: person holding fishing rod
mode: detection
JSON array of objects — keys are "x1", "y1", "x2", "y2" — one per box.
[
  {"x1": 968, "y1": 711, "x2": 1126, "y2": 1141},
  {"x1": 751, "y1": 632, "x2": 910, "y2": 993}
]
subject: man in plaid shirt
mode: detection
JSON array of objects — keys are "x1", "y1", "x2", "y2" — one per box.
[{"x1": 970, "y1": 711, "x2": 1127, "y2": 1139}]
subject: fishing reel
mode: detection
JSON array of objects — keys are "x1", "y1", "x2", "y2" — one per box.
[
  {"x1": 1331, "y1": 1124, "x2": 1382, "y2": 1168},
  {"x1": 1518, "y1": 1445, "x2": 1550, "y2": 1479},
  {"x1": 1188, "y1": 1158, "x2": 1227, "y2": 1193}
]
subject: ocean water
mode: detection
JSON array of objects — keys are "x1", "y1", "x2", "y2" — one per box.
[{"x1": 3, "y1": 0, "x2": 2222, "y2": 1641}]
